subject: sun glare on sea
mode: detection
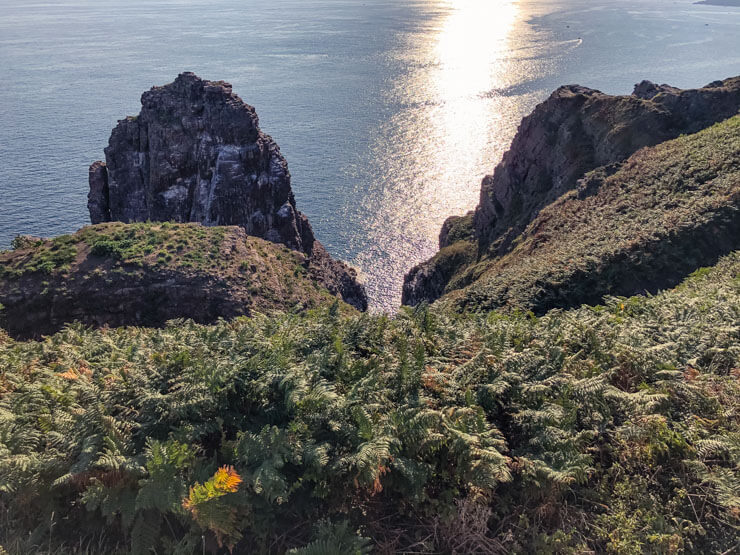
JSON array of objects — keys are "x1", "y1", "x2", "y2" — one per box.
[
  {"x1": 355, "y1": 0, "x2": 520, "y2": 309},
  {"x1": 435, "y1": 0, "x2": 517, "y2": 99},
  {"x1": 429, "y1": 0, "x2": 519, "y2": 200}
]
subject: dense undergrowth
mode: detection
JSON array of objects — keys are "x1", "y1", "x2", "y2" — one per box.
[{"x1": 1, "y1": 252, "x2": 738, "y2": 553}]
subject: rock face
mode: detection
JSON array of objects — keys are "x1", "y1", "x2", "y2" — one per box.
[
  {"x1": 403, "y1": 76, "x2": 740, "y2": 307},
  {"x1": 87, "y1": 161, "x2": 110, "y2": 223},
  {"x1": 0, "y1": 223, "x2": 358, "y2": 339},
  {"x1": 88, "y1": 72, "x2": 367, "y2": 310},
  {"x1": 474, "y1": 76, "x2": 740, "y2": 254},
  {"x1": 402, "y1": 213, "x2": 476, "y2": 306}
]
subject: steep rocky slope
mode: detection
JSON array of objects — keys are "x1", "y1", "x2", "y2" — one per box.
[
  {"x1": 0, "y1": 222, "x2": 355, "y2": 339},
  {"x1": 88, "y1": 72, "x2": 366, "y2": 309},
  {"x1": 443, "y1": 115, "x2": 740, "y2": 313},
  {"x1": 404, "y1": 77, "x2": 740, "y2": 307},
  {"x1": 474, "y1": 76, "x2": 740, "y2": 253}
]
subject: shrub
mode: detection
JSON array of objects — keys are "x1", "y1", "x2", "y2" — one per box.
[{"x1": 0, "y1": 252, "x2": 737, "y2": 553}]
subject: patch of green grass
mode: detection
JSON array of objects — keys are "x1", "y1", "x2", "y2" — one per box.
[
  {"x1": 79, "y1": 222, "x2": 233, "y2": 271},
  {"x1": 1, "y1": 234, "x2": 78, "y2": 276}
]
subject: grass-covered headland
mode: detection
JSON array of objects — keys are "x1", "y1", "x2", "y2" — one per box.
[
  {"x1": 1, "y1": 252, "x2": 738, "y2": 553},
  {"x1": 406, "y1": 114, "x2": 740, "y2": 314},
  {"x1": 0, "y1": 222, "x2": 349, "y2": 339}
]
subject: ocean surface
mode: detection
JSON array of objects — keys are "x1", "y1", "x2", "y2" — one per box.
[{"x1": 1, "y1": 0, "x2": 739, "y2": 310}]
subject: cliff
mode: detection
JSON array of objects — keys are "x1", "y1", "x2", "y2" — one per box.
[
  {"x1": 0, "y1": 222, "x2": 355, "y2": 339},
  {"x1": 404, "y1": 76, "x2": 740, "y2": 307},
  {"x1": 88, "y1": 72, "x2": 367, "y2": 310},
  {"x1": 443, "y1": 115, "x2": 740, "y2": 313},
  {"x1": 474, "y1": 76, "x2": 740, "y2": 254}
]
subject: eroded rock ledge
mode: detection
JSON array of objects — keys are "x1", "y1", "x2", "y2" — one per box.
[{"x1": 88, "y1": 72, "x2": 367, "y2": 310}]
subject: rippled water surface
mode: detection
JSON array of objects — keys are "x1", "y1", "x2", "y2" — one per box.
[{"x1": 1, "y1": 0, "x2": 739, "y2": 309}]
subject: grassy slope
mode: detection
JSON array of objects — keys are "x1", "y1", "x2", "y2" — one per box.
[
  {"x1": 1, "y1": 250, "x2": 738, "y2": 554},
  {"x1": 0, "y1": 222, "x2": 351, "y2": 337},
  {"x1": 428, "y1": 115, "x2": 740, "y2": 312},
  {"x1": 2, "y1": 221, "x2": 316, "y2": 288}
]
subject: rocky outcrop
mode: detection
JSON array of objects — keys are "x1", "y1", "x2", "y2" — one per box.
[
  {"x1": 438, "y1": 212, "x2": 476, "y2": 250},
  {"x1": 631, "y1": 80, "x2": 680, "y2": 100},
  {"x1": 440, "y1": 115, "x2": 740, "y2": 314},
  {"x1": 88, "y1": 72, "x2": 367, "y2": 310},
  {"x1": 439, "y1": 115, "x2": 740, "y2": 313},
  {"x1": 402, "y1": 213, "x2": 476, "y2": 306},
  {"x1": 404, "y1": 76, "x2": 740, "y2": 306},
  {"x1": 474, "y1": 76, "x2": 740, "y2": 254},
  {"x1": 0, "y1": 222, "x2": 358, "y2": 339},
  {"x1": 87, "y1": 161, "x2": 110, "y2": 223}
]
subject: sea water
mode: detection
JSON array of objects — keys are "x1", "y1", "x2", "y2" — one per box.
[{"x1": 1, "y1": 0, "x2": 738, "y2": 309}]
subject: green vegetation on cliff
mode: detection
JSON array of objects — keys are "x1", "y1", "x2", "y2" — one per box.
[
  {"x1": 0, "y1": 222, "x2": 350, "y2": 338},
  {"x1": 2, "y1": 222, "x2": 297, "y2": 278},
  {"x1": 406, "y1": 114, "x2": 740, "y2": 313},
  {"x1": 1, "y1": 252, "x2": 738, "y2": 553}
]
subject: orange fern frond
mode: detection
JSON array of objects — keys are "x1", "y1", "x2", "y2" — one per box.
[{"x1": 213, "y1": 466, "x2": 242, "y2": 493}]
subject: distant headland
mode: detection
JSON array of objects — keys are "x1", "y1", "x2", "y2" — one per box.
[{"x1": 695, "y1": 0, "x2": 740, "y2": 6}]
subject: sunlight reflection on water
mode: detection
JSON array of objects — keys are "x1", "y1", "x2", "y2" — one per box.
[
  {"x1": 353, "y1": 0, "x2": 525, "y2": 309},
  {"x1": 1, "y1": 0, "x2": 738, "y2": 312}
]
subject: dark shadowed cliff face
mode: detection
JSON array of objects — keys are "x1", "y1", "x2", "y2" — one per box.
[
  {"x1": 403, "y1": 76, "x2": 740, "y2": 308},
  {"x1": 88, "y1": 72, "x2": 367, "y2": 310},
  {"x1": 89, "y1": 73, "x2": 300, "y2": 248}
]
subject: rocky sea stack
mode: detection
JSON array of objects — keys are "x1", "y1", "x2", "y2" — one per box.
[{"x1": 88, "y1": 72, "x2": 367, "y2": 310}]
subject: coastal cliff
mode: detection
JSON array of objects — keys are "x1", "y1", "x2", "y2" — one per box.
[
  {"x1": 403, "y1": 76, "x2": 740, "y2": 307},
  {"x1": 475, "y1": 76, "x2": 740, "y2": 254},
  {"x1": 1, "y1": 74, "x2": 740, "y2": 554},
  {"x1": 0, "y1": 222, "x2": 354, "y2": 339},
  {"x1": 88, "y1": 72, "x2": 367, "y2": 309}
]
